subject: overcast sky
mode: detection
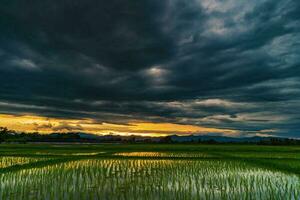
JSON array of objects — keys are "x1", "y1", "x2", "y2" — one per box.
[{"x1": 0, "y1": 0, "x2": 300, "y2": 137}]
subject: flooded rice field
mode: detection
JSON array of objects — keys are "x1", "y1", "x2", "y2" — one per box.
[{"x1": 0, "y1": 155, "x2": 299, "y2": 200}]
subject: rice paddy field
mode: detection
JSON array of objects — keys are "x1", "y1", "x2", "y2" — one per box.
[{"x1": 0, "y1": 144, "x2": 299, "y2": 200}]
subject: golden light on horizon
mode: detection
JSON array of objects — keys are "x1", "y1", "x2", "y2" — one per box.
[{"x1": 0, "y1": 114, "x2": 239, "y2": 136}]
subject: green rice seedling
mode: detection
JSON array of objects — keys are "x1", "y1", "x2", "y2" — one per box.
[
  {"x1": 0, "y1": 157, "x2": 49, "y2": 169},
  {"x1": 0, "y1": 159, "x2": 299, "y2": 200}
]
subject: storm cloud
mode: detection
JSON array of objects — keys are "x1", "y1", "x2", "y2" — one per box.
[{"x1": 0, "y1": 0, "x2": 300, "y2": 137}]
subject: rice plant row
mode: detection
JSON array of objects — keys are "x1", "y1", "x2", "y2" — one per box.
[
  {"x1": 114, "y1": 152, "x2": 213, "y2": 158},
  {"x1": 0, "y1": 157, "x2": 49, "y2": 169},
  {"x1": 0, "y1": 159, "x2": 299, "y2": 200}
]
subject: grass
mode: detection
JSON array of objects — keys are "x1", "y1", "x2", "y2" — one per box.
[{"x1": 0, "y1": 144, "x2": 299, "y2": 199}]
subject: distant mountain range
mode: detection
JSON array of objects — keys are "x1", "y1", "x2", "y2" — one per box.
[
  {"x1": 1, "y1": 128, "x2": 299, "y2": 144},
  {"x1": 168, "y1": 135, "x2": 284, "y2": 143},
  {"x1": 47, "y1": 132, "x2": 300, "y2": 144}
]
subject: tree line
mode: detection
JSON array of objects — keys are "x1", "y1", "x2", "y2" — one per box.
[{"x1": 1, "y1": 127, "x2": 300, "y2": 145}]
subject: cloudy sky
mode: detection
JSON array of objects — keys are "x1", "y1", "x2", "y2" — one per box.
[{"x1": 0, "y1": 0, "x2": 300, "y2": 137}]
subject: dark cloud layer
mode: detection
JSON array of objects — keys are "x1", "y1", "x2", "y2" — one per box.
[{"x1": 0, "y1": 0, "x2": 300, "y2": 137}]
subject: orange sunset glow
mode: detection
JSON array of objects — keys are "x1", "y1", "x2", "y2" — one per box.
[{"x1": 0, "y1": 114, "x2": 239, "y2": 136}]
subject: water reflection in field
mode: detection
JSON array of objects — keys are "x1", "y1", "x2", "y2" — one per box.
[
  {"x1": 114, "y1": 151, "x2": 213, "y2": 158},
  {"x1": 0, "y1": 158, "x2": 299, "y2": 200},
  {"x1": 34, "y1": 152, "x2": 103, "y2": 156},
  {"x1": 0, "y1": 157, "x2": 48, "y2": 169}
]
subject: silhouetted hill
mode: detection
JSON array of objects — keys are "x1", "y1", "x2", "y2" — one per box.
[
  {"x1": 167, "y1": 135, "x2": 298, "y2": 144},
  {"x1": 0, "y1": 127, "x2": 299, "y2": 145}
]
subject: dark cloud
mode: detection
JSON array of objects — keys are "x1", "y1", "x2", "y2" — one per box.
[
  {"x1": 0, "y1": 0, "x2": 300, "y2": 137},
  {"x1": 33, "y1": 122, "x2": 53, "y2": 130},
  {"x1": 53, "y1": 123, "x2": 83, "y2": 132}
]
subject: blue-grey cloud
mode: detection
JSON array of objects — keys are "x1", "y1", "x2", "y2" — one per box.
[{"x1": 0, "y1": 0, "x2": 300, "y2": 137}]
